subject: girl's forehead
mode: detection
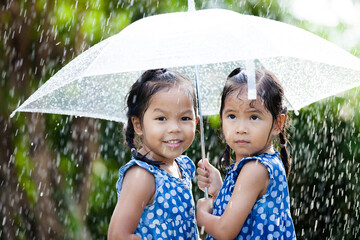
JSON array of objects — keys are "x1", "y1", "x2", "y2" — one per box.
[
  {"x1": 154, "y1": 85, "x2": 193, "y2": 98},
  {"x1": 225, "y1": 91, "x2": 268, "y2": 111},
  {"x1": 150, "y1": 86, "x2": 194, "y2": 104},
  {"x1": 227, "y1": 91, "x2": 262, "y2": 104}
]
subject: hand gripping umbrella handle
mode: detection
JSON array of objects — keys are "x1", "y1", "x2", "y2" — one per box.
[{"x1": 194, "y1": 65, "x2": 209, "y2": 200}]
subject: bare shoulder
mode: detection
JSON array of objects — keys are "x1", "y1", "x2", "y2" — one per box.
[
  {"x1": 240, "y1": 160, "x2": 268, "y2": 179},
  {"x1": 118, "y1": 165, "x2": 156, "y2": 210},
  {"x1": 236, "y1": 160, "x2": 269, "y2": 198},
  {"x1": 122, "y1": 165, "x2": 156, "y2": 191},
  {"x1": 124, "y1": 165, "x2": 155, "y2": 179}
]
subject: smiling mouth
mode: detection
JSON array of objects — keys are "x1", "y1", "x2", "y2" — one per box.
[{"x1": 164, "y1": 140, "x2": 183, "y2": 148}]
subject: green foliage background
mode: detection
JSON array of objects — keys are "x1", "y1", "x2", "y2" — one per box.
[{"x1": 1, "y1": 0, "x2": 359, "y2": 239}]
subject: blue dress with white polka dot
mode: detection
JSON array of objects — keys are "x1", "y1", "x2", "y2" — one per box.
[
  {"x1": 206, "y1": 151, "x2": 296, "y2": 240},
  {"x1": 117, "y1": 155, "x2": 199, "y2": 240}
]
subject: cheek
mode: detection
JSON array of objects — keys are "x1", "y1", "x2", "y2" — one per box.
[
  {"x1": 222, "y1": 127, "x2": 231, "y2": 140},
  {"x1": 189, "y1": 123, "x2": 197, "y2": 136},
  {"x1": 143, "y1": 125, "x2": 156, "y2": 137}
]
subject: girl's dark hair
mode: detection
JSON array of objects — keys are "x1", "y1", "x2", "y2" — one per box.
[
  {"x1": 218, "y1": 67, "x2": 291, "y2": 176},
  {"x1": 125, "y1": 68, "x2": 197, "y2": 167}
]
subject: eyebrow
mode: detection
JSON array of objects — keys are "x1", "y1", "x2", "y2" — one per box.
[
  {"x1": 152, "y1": 108, "x2": 194, "y2": 115},
  {"x1": 223, "y1": 106, "x2": 265, "y2": 115},
  {"x1": 223, "y1": 107, "x2": 237, "y2": 114},
  {"x1": 180, "y1": 109, "x2": 195, "y2": 115},
  {"x1": 246, "y1": 107, "x2": 265, "y2": 115},
  {"x1": 152, "y1": 108, "x2": 164, "y2": 113}
]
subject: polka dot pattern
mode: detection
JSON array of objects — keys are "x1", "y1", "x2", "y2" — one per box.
[
  {"x1": 117, "y1": 155, "x2": 199, "y2": 239},
  {"x1": 206, "y1": 151, "x2": 296, "y2": 240}
]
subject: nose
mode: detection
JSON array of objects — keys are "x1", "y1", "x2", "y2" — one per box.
[
  {"x1": 236, "y1": 120, "x2": 248, "y2": 134},
  {"x1": 168, "y1": 120, "x2": 181, "y2": 133}
]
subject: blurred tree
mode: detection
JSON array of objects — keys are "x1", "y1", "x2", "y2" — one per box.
[
  {"x1": 289, "y1": 91, "x2": 360, "y2": 239},
  {"x1": 1, "y1": 0, "x2": 359, "y2": 239}
]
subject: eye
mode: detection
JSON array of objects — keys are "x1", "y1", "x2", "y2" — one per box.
[
  {"x1": 227, "y1": 114, "x2": 236, "y2": 120},
  {"x1": 181, "y1": 116, "x2": 192, "y2": 121},
  {"x1": 156, "y1": 117, "x2": 166, "y2": 121},
  {"x1": 250, "y1": 115, "x2": 259, "y2": 120}
]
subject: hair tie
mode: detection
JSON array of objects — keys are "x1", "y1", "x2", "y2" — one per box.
[
  {"x1": 225, "y1": 165, "x2": 233, "y2": 172},
  {"x1": 131, "y1": 148, "x2": 136, "y2": 153}
]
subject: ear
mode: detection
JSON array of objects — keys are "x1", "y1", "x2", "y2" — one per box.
[
  {"x1": 131, "y1": 116, "x2": 143, "y2": 136},
  {"x1": 274, "y1": 114, "x2": 285, "y2": 134}
]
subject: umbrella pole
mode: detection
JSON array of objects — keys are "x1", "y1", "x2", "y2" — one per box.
[
  {"x1": 194, "y1": 65, "x2": 209, "y2": 199},
  {"x1": 187, "y1": 0, "x2": 208, "y2": 199}
]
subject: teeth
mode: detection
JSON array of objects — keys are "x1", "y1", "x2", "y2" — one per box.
[{"x1": 167, "y1": 140, "x2": 180, "y2": 144}]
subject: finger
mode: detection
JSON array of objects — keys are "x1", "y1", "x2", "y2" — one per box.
[
  {"x1": 197, "y1": 182, "x2": 207, "y2": 191},
  {"x1": 198, "y1": 179, "x2": 210, "y2": 189},
  {"x1": 197, "y1": 175, "x2": 211, "y2": 184},
  {"x1": 196, "y1": 167, "x2": 209, "y2": 177},
  {"x1": 203, "y1": 158, "x2": 214, "y2": 169},
  {"x1": 197, "y1": 183, "x2": 205, "y2": 192},
  {"x1": 197, "y1": 159, "x2": 205, "y2": 168}
]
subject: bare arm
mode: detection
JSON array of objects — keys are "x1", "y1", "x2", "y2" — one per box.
[
  {"x1": 108, "y1": 166, "x2": 156, "y2": 240},
  {"x1": 197, "y1": 161, "x2": 269, "y2": 240}
]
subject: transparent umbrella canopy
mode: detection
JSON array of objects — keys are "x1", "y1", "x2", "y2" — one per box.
[{"x1": 11, "y1": 8, "x2": 360, "y2": 121}]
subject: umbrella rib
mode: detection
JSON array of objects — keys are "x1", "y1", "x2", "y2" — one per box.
[
  {"x1": 80, "y1": 35, "x2": 119, "y2": 78},
  {"x1": 10, "y1": 36, "x2": 116, "y2": 118},
  {"x1": 10, "y1": 75, "x2": 83, "y2": 118},
  {"x1": 11, "y1": 107, "x2": 125, "y2": 122}
]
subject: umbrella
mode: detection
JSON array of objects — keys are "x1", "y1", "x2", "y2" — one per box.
[
  {"x1": 10, "y1": 6, "x2": 360, "y2": 199},
  {"x1": 10, "y1": 8, "x2": 360, "y2": 120}
]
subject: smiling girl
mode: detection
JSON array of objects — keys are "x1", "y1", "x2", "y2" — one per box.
[{"x1": 108, "y1": 69, "x2": 199, "y2": 240}]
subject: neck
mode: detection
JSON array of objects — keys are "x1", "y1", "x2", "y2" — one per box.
[
  {"x1": 235, "y1": 145, "x2": 275, "y2": 164},
  {"x1": 160, "y1": 160, "x2": 182, "y2": 179}
]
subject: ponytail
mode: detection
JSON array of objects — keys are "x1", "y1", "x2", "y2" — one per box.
[
  {"x1": 279, "y1": 131, "x2": 290, "y2": 177},
  {"x1": 278, "y1": 109, "x2": 290, "y2": 177},
  {"x1": 218, "y1": 144, "x2": 232, "y2": 174}
]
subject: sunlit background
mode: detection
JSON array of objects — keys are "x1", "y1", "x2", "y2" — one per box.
[{"x1": 1, "y1": 0, "x2": 359, "y2": 239}]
